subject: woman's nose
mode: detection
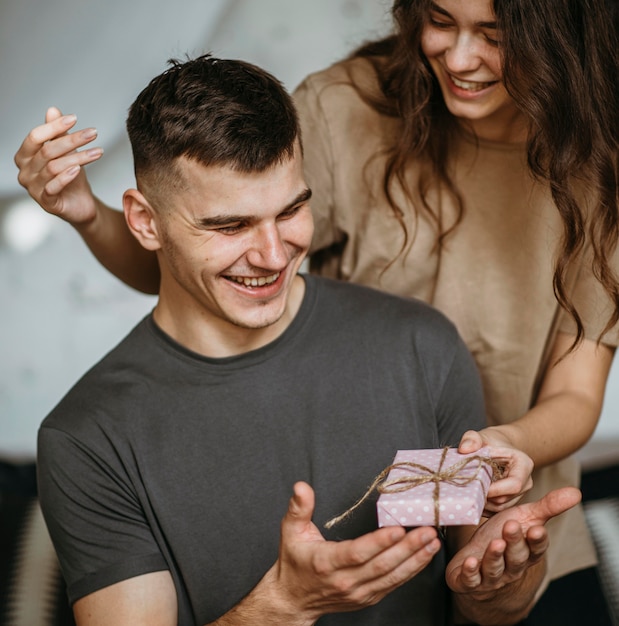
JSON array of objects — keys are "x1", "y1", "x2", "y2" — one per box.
[{"x1": 444, "y1": 33, "x2": 482, "y2": 74}]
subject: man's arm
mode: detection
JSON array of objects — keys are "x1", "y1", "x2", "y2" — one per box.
[
  {"x1": 70, "y1": 482, "x2": 442, "y2": 626},
  {"x1": 446, "y1": 487, "x2": 581, "y2": 625},
  {"x1": 209, "y1": 481, "x2": 442, "y2": 625},
  {"x1": 14, "y1": 107, "x2": 160, "y2": 293},
  {"x1": 73, "y1": 572, "x2": 178, "y2": 626}
]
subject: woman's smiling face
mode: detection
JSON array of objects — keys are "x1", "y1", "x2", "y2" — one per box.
[{"x1": 421, "y1": 0, "x2": 525, "y2": 142}]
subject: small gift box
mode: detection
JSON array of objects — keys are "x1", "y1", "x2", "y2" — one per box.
[{"x1": 376, "y1": 447, "x2": 494, "y2": 528}]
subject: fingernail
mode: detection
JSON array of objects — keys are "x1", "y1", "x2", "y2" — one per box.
[
  {"x1": 86, "y1": 148, "x2": 104, "y2": 158},
  {"x1": 82, "y1": 128, "x2": 97, "y2": 140},
  {"x1": 67, "y1": 165, "x2": 80, "y2": 177},
  {"x1": 425, "y1": 539, "x2": 440, "y2": 554},
  {"x1": 62, "y1": 114, "x2": 77, "y2": 126}
]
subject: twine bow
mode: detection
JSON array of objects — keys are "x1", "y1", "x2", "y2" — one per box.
[{"x1": 325, "y1": 447, "x2": 502, "y2": 529}]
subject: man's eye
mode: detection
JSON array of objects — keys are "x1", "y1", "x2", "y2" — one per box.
[
  {"x1": 215, "y1": 224, "x2": 244, "y2": 234},
  {"x1": 279, "y1": 205, "x2": 302, "y2": 220}
]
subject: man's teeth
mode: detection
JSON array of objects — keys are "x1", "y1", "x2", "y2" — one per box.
[
  {"x1": 229, "y1": 272, "x2": 280, "y2": 287},
  {"x1": 451, "y1": 76, "x2": 494, "y2": 91}
]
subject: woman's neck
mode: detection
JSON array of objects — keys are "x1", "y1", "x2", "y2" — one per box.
[{"x1": 460, "y1": 108, "x2": 529, "y2": 144}]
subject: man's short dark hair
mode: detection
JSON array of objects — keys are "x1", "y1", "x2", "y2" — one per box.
[{"x1": 126, "y1": 54, "x2": 301, "y2": 193}]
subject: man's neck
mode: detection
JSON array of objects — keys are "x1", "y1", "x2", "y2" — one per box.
[{"x1": 152, "y1": 275, "x2": 306, "y2": 359}]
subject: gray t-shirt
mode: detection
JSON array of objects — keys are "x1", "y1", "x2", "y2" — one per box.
[{"x1": 38, "y1": 275, "x2": 486, "y2": 625}]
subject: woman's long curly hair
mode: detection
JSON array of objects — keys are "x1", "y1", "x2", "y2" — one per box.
[{"x1": 351, "y1": 0, "x2": 619, "y2": 347}]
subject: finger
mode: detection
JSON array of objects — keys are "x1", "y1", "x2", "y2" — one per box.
[
  {"x1": 456, "y1": 555, "x2": 483, "y2": 590},
  {"x1": 15, "y1": 114, "x2": 78, "y2": 172},
  {"x1": 37, "y1": 127, "x2": 100, "y2": 166},
  {"x1": 25, "y1": 129, "x2": 102, "y2": 199},
  {"x1": 16, "y1": 136, "x2": 103, "y2": 205},
  {"x1": 19, "y1": 114, "x2": 79, "y2": 155},
  {"x1": 484, "y1": 493, "x2": 525, "y2": 514},
  {"x1": 353, "y1": 530, "x2": 442, "y2": 600},
  {"x1": 486, "y1": 473, "x2": 532, "y2": 510},
  {"x1": 330, "y1": 524, "x2": 438, "y2": 574},
  {"x1": 485, "y1": 447, "x2": 534, "y2": 476},
  {"x1": 42, "y1": 140, "x2": 103, "y2": 181},
  {"x1": 478, "y1": 538, "x2": 507, "y2": 585},
  {"x1": 45, "y1": 106, "x2": 64, "y2": 123},
  {"x1": 500, "y1": 521, "x2": 530, "y2": 577},
  {"x1": 458, "y1": 430, "x2": 484, "y2": 453},
  {"x1": 42, "y1": 165, "x2": 83, "y2": 198},
  {"x1": 487, "y1": 475, "x2": 529, "y2": 499},
  {"x1": 523, "y1": 525, "x2": 548, "y2": 564},
  {"x1": 372, "y1": 527, "x2": 441, "y2": 571},
  {"x1": 284, "y1": 481, "x2": 316, "y2": 531},
  {"x1": 525, "y1": 487, "x2": 581, "y2": 524}
]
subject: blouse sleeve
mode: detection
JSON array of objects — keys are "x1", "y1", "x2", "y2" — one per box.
[
  {"x1": 558, "y1": 241, "x2": 619, "y2": 346},
  {"x1": 293, "y1": 75, "x2": 342, "y2": 256}
]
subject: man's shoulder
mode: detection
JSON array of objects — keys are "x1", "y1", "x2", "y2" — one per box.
[
  {"x1": 39, "y1": 316, "x2": 154, "y2": 435},
  {"x1": 309, "y1": 275, "x2": 458, "y2": 337}
]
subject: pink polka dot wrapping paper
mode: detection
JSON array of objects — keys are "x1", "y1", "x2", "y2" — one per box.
[{"x1": 376, "y1": 448, "x2": 493, "y2": 527}]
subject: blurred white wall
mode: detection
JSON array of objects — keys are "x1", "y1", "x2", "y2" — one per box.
[{"x1": 0, "y1": 0, "x2": 617, "y2": 464}]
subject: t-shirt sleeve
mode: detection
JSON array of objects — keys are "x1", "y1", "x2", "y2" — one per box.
[
  {"x1": 434, "y1": 336, "x2": 487, "y2": 447},
  {"x1": 37, "y1": 426, "x2": 168, "y2": 605}
]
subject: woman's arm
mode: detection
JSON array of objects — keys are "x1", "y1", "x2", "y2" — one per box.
[
  {"x1": 460, "y1": 331, "x2": 615, "y2": 507},
  {"x1": 14, "y1": 107, "x2": 160, "y2": 293},
  {"x1": 463, "y1": 332, "x2": 615, "y2": 464}
]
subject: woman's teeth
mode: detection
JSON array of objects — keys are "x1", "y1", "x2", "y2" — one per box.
[
  {"x1": 451, "y1": 75, "x2": 495, "y2": 91},
  {"x1": 229, "y1": 272, "x2": 280, "y2": 287}
]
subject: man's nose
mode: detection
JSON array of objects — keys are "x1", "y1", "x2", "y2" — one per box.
[{"x1": 246, "y1": 223, "x2": 288, "y2": 269}]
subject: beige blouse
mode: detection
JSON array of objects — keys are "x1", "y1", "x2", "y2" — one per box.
[{"x1": 294, "y1": 56, "x2": 619, "y2": 585}]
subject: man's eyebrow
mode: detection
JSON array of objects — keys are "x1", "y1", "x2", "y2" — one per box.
[
  {"x1": 429, "y1": 2, "x2": 497, "y2": 29},
  {"x1": 290, "y1": 187, "x2": 313, "y2": 207},
  {"x1": 196, "y1": 187, "x2": 312, "y2": 228}
]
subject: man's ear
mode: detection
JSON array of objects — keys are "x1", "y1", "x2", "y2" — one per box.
[{"x1": 123, "y1": 189, "x2": 162, "y2": 251}]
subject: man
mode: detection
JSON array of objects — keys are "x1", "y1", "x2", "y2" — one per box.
[{"x1": 36, "y1": 54, "x2": 578, "y2": 626}]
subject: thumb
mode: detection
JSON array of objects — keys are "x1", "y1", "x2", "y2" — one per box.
[
  {"x1": 527, "y1": 487, "x2": 582, "y2": 523},
  {"x1": 46, "y1": 106, "x2": 63, "y2": 123},
  {"x1": 283, "y1": 481, "x2": 316, "y2": 534},
  {"x1": 458, "y1": 430, "x2": 483, "y2": 453}
]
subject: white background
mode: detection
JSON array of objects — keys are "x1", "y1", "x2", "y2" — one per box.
[{"x1": 0, "y1": 0, "x2": 617, "y2": 465}]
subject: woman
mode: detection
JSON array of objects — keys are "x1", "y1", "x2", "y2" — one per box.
[
  {"x1": 14, "y1": 0, "x2": 618, "y2": 622},
  {"x1": 294, "y1": 5, "x2": 618, "y2": 619}
]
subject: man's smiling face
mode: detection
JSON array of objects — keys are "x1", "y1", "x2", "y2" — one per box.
[{"x1": 150, "y1": 141, "x2": 313, "y2": 348}]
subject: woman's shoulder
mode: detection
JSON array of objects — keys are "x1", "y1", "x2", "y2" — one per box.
[
  {"x1": 293, "y1": 55, "x2": 398, "y2": 155},
  {"x1": 293, "y1": 55, "x2": 383, "y2": 107}
]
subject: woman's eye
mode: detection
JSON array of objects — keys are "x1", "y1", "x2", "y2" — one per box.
[
  {"x1": 485, "y1": 34, "x2": 500, "y2": 46},
  {"x1": 429, "y1": 17, "x2": 452, "y2": 29}
]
